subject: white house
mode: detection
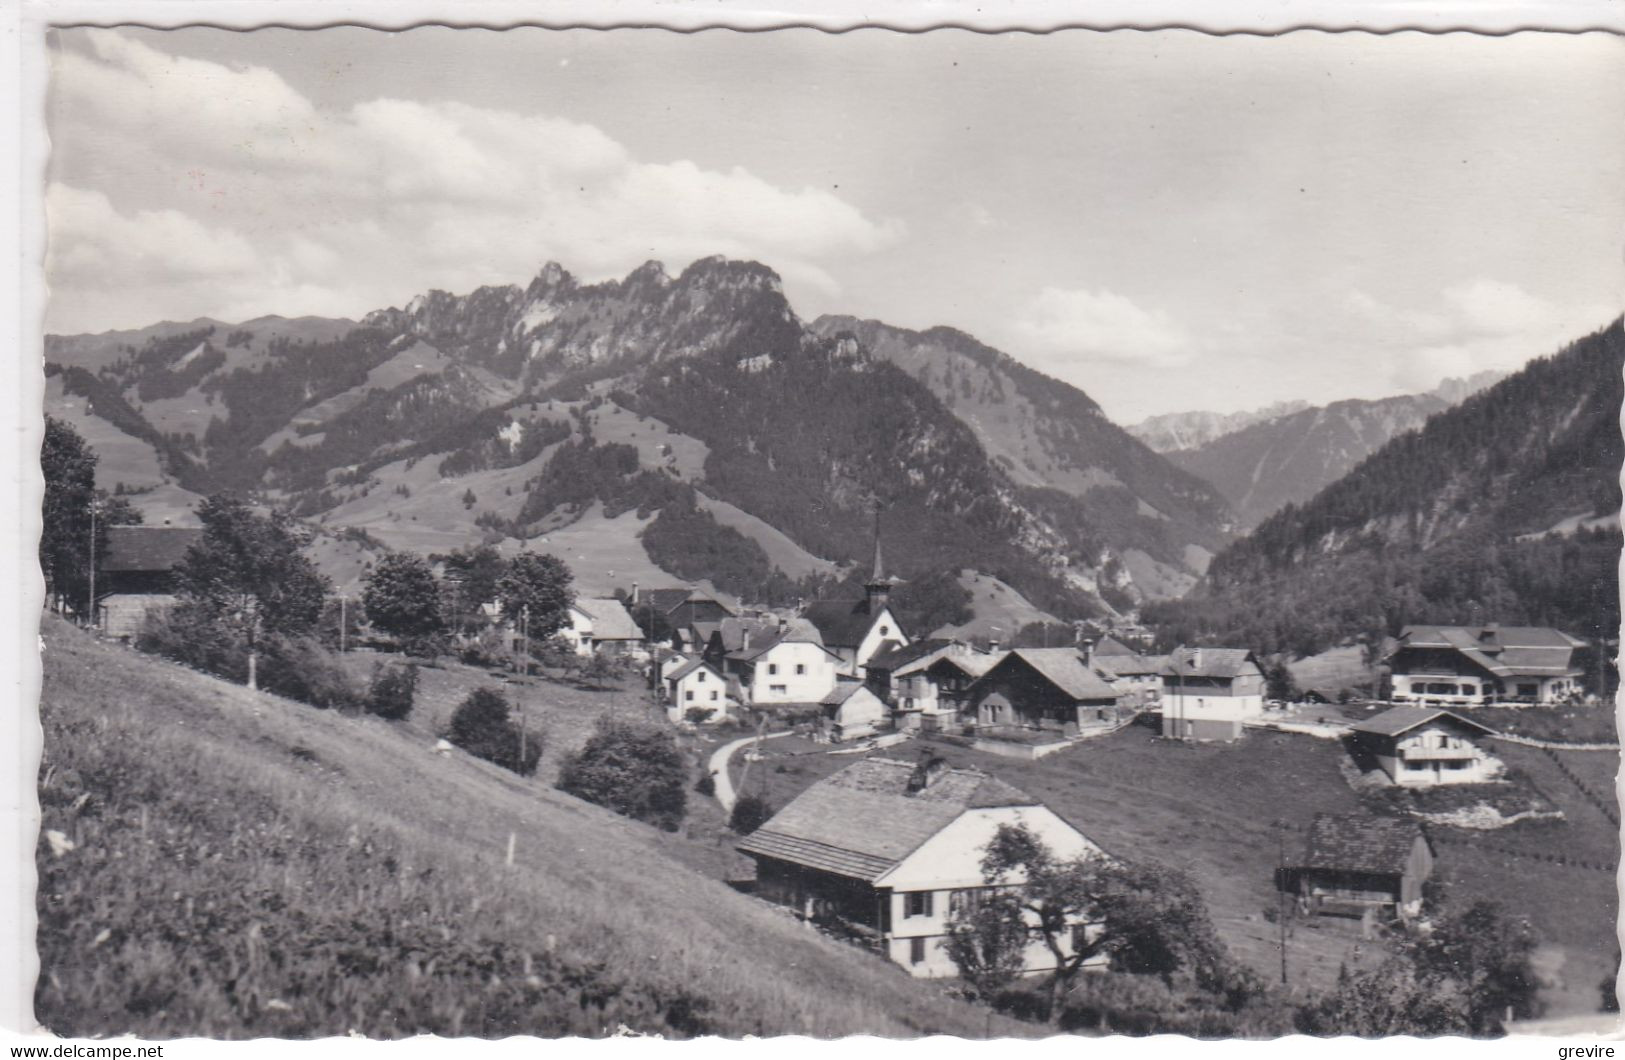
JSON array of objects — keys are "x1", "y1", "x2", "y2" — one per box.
[
  {"x1": 559, "y1": 597, "x2": 644, "y2": 657},
  {"x1": 738, "y1": 755, "x2": 1108, "y2": 979},
  {"x1": 1159, "y1": 646, "x2": 1266, "y2": 741},
  {"x1": 821, "y1": 681, "x2": 888, "y2": 742},
  {"x1": 665, "y1": 659, "x2": 737, "y2": 723},
  {"x1": 1349, "y1": 706, "x2": 1502, "y2": 786},
  {"x1": 726, "y1": 635, "x2": 841, "y2": 705}
]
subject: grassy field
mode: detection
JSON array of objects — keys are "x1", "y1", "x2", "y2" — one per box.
[
  {"x1": 34, "y1": 617, "x2": 1035, "y2": 1039},
  {"x1": 734, "y1": 723, "x2": 1618, "y2": 1015}
]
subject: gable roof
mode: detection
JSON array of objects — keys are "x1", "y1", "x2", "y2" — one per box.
[
  {"x1": 986, "y1": 648, "x2": 1120, "y2": 702},
  {"x1": 100, "y1": 526, "x2": 204, "y2": 573},
  {"x1": 1393, "y1": 625, "x2": 1585, "y2": 678},
  {"x1": 865, "y1": 638, "x2": 993, "y2": 678},
  {"x1": 802, "y1": 597, "x2": 898, "y2": 649},
  {"x1": 1092, "y1": 634, "x2": 1141, "y2": 657},
  {"x1": 821, "y1": 680, "x2": 879, "y2": 707},
  {"x1": 1162, "y1": 646, "x2": 1260, "y2": 680},
  {"x1": 1302, "y1": 813, "x2": 1430, "y2": 876},
  {"x1": 1097, "y1": 652, "x2": 1169, "y2": 678},
  {"x1": 637, "y1": 587, "x2": 732, "y2": 619},
  {"x1": 666, "y1": 658, "x2": 721, "y2": 684},
  {"x1": 737, "y1": 757, "x2": 1038, "y2": 882},
  {"x1": 573, "y1": 597, "x2": 642, "y2": 641},
  {"x1": 1351, "y1": 705, "x2": 1497, "y2": 739}
]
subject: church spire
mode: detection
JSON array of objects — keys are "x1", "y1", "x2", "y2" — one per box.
[
  {"x1": 864, "y1": 504, "x2": 899, "y2": 613},
  {"x1": 870, "y1": 506, "x2": 886, "y2": 585}
]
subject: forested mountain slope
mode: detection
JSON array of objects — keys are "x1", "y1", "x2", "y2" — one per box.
[{"x1": 1146, "y1": 321, "x2": 1623, "y2": 656}]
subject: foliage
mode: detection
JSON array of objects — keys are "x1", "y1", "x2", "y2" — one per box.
[
  {"x1": 1057, "y1": 973, "x2": 1294, "y2": 1038},
  {"x1": 366, "y1": 661, "x2": 419, "y2": 721},
  {"x1": 1295, "y1": 957, "x2": 1471, "y2": 1037},
  {"x1": 728, "y1": 795, "x2": 772, "y2": 836},
  {"x1": 1263, "y1": 657, "x2": 1299, "y2": 702},
  {"x1": 943, "y1": 890, "x2": 1030, "y2": 999},
  {"x1": 258, "y1": 636, "x2": 365, "y2": 711},
  {"x1": 641, "y1": 487, "x2": 795, "y2": 604},
  {"x1": 174, "y1": 494, "x2": 331, "y2": 641},
  {"x1": 694, "y1": 773, "x2": 716, "y2": 797},
  {"x1": 1011, "y1": 622, "x2": 1076, "y2": 649},
  {"x1": 1408, "y1": 898, "x2": 1543, "y2": 1034},
  {"x1": 362, "y1": 551, "x2": 445, "y2": 641},
  {"x1": 557, "y1": 717, "x2": 687, "y2": 831},
  {"x1": 887, "y1": 568, "x2": 975, "y2": 636},
  {"x1": 444, "y1": 687, "x2": 540, "y2": 776},
  {"x1": 495, "y1": 552, "x2": 575, "y2": 640},
  {"x1": 434, "y1": 544, "x2": 509, "y2": 634},
  {"x1": 135, "y1": 600, "x2": 250, "y2": 682}
]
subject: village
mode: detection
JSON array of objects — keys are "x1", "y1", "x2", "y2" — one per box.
[{"x1": 78, "y1": 516, "x2": 1619, "y2": 1022}]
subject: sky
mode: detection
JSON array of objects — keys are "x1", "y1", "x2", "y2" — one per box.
[{"x1": 43, "y1": 26, "x2": 1625, "y2": 422}]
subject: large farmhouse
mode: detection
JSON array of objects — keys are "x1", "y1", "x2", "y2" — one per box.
[
  {"x1": 1349, "y1": 706, "x2": 1501, "y2": 786},
  {"x1": 1159, "y1": 646, "x2": 1265, "y2": 741},
  {"x1": 966, "y1": 648, "x2": 1121, "y2": 734},
  {"x1": 1288, "y1": 813, "x2": 1434, "y2": 920},
  {"x1": 560, "y1": 597, "x2": 644, "y2": 657},
  {"x1": 95, "y1": 525, "x2": 203, "y2": 639},
  {"x1": 1386, "y1": 625, "x2": 1588, "y2": 707},
  {"x1": 737, "y1": 755, "x2": 1107, "y2": 978}
]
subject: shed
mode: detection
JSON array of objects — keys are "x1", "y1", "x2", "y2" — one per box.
[{"x1": 1289, "y1": 813, "x2": 1434, "y2": 919}]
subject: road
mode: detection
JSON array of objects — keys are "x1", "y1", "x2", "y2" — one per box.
[{"x1": 707, "y1": 730, "x2": 792, "y2": 814}]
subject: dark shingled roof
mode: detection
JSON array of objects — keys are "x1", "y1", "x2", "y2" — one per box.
[
  {"x1": 1161, "y1": 646, "x2": 1260, "y2": 679},
  {"x1": 984, "y1": 649, "x2": 1120, "y2": 702},
  {"x1": 100, "y1": 526, "x2": 203, "y2": 573},
  {"x1": 802, "y1": 598, "x2": 884, "y2": 649},
  {"x1": 865, "y1": 638, "x2": 956, "y2": 672},
  {"x1": 1392, "y1": 625, "x2": 1585, "y2": 678},
  {"x1": 1303, "y1": 813, "x2": 1429, "y2": 876},
  {"x1": 1351, "y1": 706, "x2": 1497, "y2": 739},
  {"x1": 737, "y1": 757, "x2": 1038, "y2": 881}
]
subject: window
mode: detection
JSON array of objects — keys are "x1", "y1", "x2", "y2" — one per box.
[
  {"x1": 1071, "y1": 923, "x2": 1091, "y2": 953},
  {"x1": 796, "y1": 663, "x2": 806, "y2": 675},
  {"x1": 769, "y1": 663, "x2": 779, "y2": 675},
  {"x1": 685, "y1": 690, "x2": 694, "y2": 702},
  {"x1": 770, "y1": 684, "x2": 787, "y2": 695},
  {"x1": 904, "y1": 891, "x2": 934, "y2": 918},
  {"x1": 697, "y1": 671, "x2": 706, "y2": 682},
  {"x1": 880, "y1": 625, "x2": 890, "y2": 637},
  {"x1": 909, "y1": 937, "x2": 926, "y2": 965},
  {"x1": 709, "y1": 690, "x2": 718, "y2": 702}
]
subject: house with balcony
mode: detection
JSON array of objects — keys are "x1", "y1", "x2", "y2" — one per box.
[
  {"x1": 964, "y1": 648, "x2": 1123, "y2": 736},
  {"x1": 1349, "y1": 706, "x2": 1501, "y2": 786},
  {"x1": 737, "y1": 754, "x2": 1108, "y2": 978},
  {"x1": 1385, "y1": 624, "x2": 1587, "y2": 707},
  {"x1": 1159, "y1": 646, "x2": 1265, "y2": 741},
  {"x1": 863, "y1": 639, "x2": 999, "y2": 732}
]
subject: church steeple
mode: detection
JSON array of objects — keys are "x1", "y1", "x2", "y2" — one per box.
[{"x1": 864, "y1": 506, "x2": 900, "y2": 613}]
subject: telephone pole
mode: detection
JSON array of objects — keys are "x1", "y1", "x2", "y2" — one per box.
[
  {"x1": 1275, "y1": 819, "x2": 1290, "y2": 986},
  {"x1": 85, "y1": 498, "x2": 102, "y2": 629}
]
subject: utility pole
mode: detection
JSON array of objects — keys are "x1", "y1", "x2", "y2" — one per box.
[
  {"x1": 85, "y1": 497, "x2": 102, "y2": 629},
  {"x1": 339, "y1": 594, "x2": 347, "y2": 653},
  {"x1": 521, "y1": 604, "x2": 531, "y2": 679},
  {"x1": 1275, "y1": 819, "x2": 1289, "y2": 986}
]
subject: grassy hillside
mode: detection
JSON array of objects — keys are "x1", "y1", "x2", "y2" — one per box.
[{"x1": 34, "y1": 618, "x2": 1028, "y2": 1039}]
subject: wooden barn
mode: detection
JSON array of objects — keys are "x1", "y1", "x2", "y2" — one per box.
[
  {"x1": 965, "y1": 648, "x2": 1121, "y2": 735},
  {"x1": 95, "y1": 525, "x2": 203, "y2": 639},
  {"x1": 1288, "y1": 813, "x2": 1434, "y2": 920}
]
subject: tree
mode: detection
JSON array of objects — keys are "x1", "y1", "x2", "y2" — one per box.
[
  {"x1": 943, "y1": 889, "x2": 1031, "y2": 999},
  {"x1": 1262, "y1": 657, "x2": 1300, "y2": 702},
  {"x1": 444, "y1": 687, "x2": 540, "y2": 775},
  {"x1": 1295, "y1": 957, "x2": 1470, "y2": 1037},
  {"x1": 40, "y1": 417, "x2": 142, "y2": 617},
  {"x1": 435, "y1": 543, "x2": 507, "y2": 633},
  {"x1": 557, "y1": 717, "x2": 687, "y2": 831},
  {"x1": 949, "y1": 824, "x2": 1236, "y2": 1021},
  {"x1": 366, "y1": 661, "x2": 418, "y2": 721},
  {"x1": 362, "y1": 551, "x2": 444, "y2": 642},
  {"x1": 173, "y1": 494, "x2": 330, "y2": 686},
  {"x1": 728, "y1": 794, "x2": 772, "y2": 835},
  {"x1": 495, "y1": 552, "x2": 574, "y2": 639},
  {"x1": 1408, "y1": 899, "x2": 1542, "y2": 1034}
]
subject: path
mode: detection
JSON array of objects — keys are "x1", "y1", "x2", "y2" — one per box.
[{"x1": 708, "y1": 730, "x2": 792, "y2": 814}]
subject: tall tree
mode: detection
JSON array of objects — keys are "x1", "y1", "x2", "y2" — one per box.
[
  {"x1": 557, "y1": 717, "x2": 687, "y2": 831},
  {"x1": 40, "y1": 416, "x2": 141, "y2": 617},
  {"x1": 1408, "y1": 899, "x2": 1542, "y2": 1034},
  {"x1": 434, "y1": 543, "x2": 507, "y2": 632},
  {"x1": 495, "y1": 551, "x2": 574, "y2": 639},
  {"x1": 362, "y1": 551, "x2": 444, "y2": 642},
  {"x1": 174, "y1": 494, "x2": 330, "y2": 685}
]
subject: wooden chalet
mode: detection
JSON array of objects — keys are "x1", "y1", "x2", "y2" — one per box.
[
  {"x1": 96, "y1": 525, "x2": 203, "y2": 639},
  {"x1": 1287, "y1": 813, "x2": 1434, "y2": 920},
  {"x1": 1349, "y1": 706, "x2": 1501, "y2": 786},
  {"x1": 965, "y1": 648, "x2": 1121, "y2": 735},
  {"x1": 1386, "y1": 624, "x2": 1587, "y2": 707}
]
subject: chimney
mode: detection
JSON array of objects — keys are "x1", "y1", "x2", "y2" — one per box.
[
  {"x1": 1082, "y1": 638, "x2": 1096, "y2": 667},
  {"x1": 742, "y1": 629, "x2": 752, "y2": 652},
  {"x1": 907, "y1": 751, "x2": 949, "y2": 794},
  {"x1": 1479, "y1": 624, "x2": 1499, "y2": 643},
  {"x1": 1190, "y1": 647, "x2": 1202, "y2": 670}
]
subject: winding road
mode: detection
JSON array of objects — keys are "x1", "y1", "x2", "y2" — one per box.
[{"x1": 707, "y1": 730, "x2": 792, "y2": 813}]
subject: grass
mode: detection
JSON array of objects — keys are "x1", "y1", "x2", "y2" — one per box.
[
  {"x1": 737, "y1": 722, "x2": 1619, "y2": 1015},
  {"x1": 34, "y1": 616, "x2": 1035, "y2": 1039}
]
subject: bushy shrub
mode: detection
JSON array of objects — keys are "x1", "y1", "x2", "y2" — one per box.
[
  {"x1": 367, "y1": 661, "x2": 418, "y2": 721},
  {"x1": 135, "y1": 602, "x2": 248, "y2": 682},
  {"x1": 260, "y1": 636, "x2": 365, "y2": 712},
  {"x1": 456, "y1": 627, "x2": 510, "y2": 669},
  {"x1": 728, "y1": 795, "x2": 772, "y2": 835},
  {"x1": 445, "y1": 687, "x2": 541, "y2": 776},
  {"x1": 558, "y1": 717, "x2": 687, "y2": 831},
  {"x1": 694, "y1": 773, "x2": 716, "y2": 797}
]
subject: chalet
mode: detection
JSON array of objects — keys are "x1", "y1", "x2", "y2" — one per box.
[
  {"x1": 1159, "y1": 646, "x2": 1265, "y2": 741},
  {"x1": 1091, "y1": 649, "x2": 1168, "y2": 710},
  {"x1": 1386, "y1": 624, "x2": 1587, "y2": 707},
  {"x1": 664, "y1": 658, "x2": 737, "y2": 723},
  {"x1": 803, "y1": 533, "x2": 909, "y2": 677},
  {"x1": 821, "y1": 681, "x2": 888, "y2": 742},
  {"x1": 634, "y1": 586, "x2": 735, "y2": 642},
  {"x1": 965, "y1": 648, "x2": 1122, "y2": 735},
  {"x1": 1288, "y1": 813, "x2": 1434, "y2": 920},
  {"x1": 560, "y1": 597, "x2": 644, "y2": 657},
  {"x1": 1349, "y1": 706, "x2": 1501, "y2": 786},
  {"x1": 863, "y1": 639, "x2": 999, "y2": 732},
  {"x1": 657, "y1": 650, "x2": 695, "y2": 683},
  {"x1": 737, "y1": 755, "x2": 1108, "y2": 978},
  {"x1": 96, "y1": 525, "x2": 204, "y2": 639}
]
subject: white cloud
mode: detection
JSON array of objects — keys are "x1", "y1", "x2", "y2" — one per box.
[
  {"x1": 1011, "y1": 286, "x2": 1193, "y2": 368},
  {"x1": 46, "y1": 30, "x2": 902, "y2": 333}
]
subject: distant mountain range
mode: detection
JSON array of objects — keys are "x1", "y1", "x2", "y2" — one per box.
[
  {"x1": 1129, "y1": 371, "x2": 1506, "y2": 529},
  {"x1": 1147, "y1": 325, "x2": 1622, "y2": 656},
  {"x1": 43, "y1": 256, "x2": 1239, "y2": 633}
]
